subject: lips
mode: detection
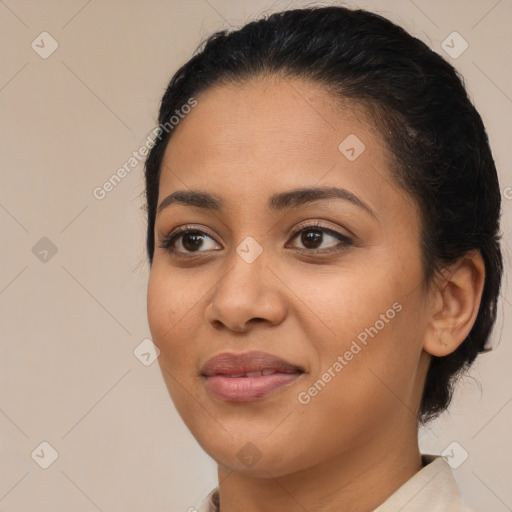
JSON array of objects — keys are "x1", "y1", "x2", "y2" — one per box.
[
  {"x1": 201, "y1": 351, "x2": 304, "y2": 402},
  {"x1": 201, "y1": 351, "x2": 303, "y2": 376}
]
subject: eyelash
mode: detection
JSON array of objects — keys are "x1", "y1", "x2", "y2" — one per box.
[{"x1": 157, "y1": 221, "x2": 353, "y2": 257}]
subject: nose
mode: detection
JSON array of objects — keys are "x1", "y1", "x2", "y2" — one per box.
[{"x1": 205, "y1": 246, "x2": 288, "y2": 333}]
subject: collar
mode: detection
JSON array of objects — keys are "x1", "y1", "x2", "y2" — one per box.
[{"x1": 374, "y1": 455, "x2": 469, "y2": 511}]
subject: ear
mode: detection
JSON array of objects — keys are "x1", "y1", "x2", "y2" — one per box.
[{"x1": 423, "y1": 250, "x2": 486, "y2": 357}]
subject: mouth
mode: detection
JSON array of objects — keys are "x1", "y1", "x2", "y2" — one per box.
[{"x1": 200, "y1": 351, "x2": 305, "y2": 402}]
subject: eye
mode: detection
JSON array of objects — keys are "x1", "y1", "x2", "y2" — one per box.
[
  {"x1": 157, "y1": 226, "x2": 220, "y2": 255},
  {"x1": 287, "y1": 221, "x2": 353, "y2": 253}
]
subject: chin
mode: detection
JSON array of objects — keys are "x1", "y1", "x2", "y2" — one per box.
[{"x1": 192, "y1": 428, "x2": 308, "y2": 478}]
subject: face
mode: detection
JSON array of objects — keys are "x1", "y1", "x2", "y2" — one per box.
[{"x1": 147, "y1": 75, "x2": 433, "y2": 478}]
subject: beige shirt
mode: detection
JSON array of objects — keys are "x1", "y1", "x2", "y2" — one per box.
[{"x1": 196, "y1": 455, "x2": 471, "y2": 512}]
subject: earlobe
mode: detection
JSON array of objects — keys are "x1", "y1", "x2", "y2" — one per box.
[{"x1": 423, "y1": 250, "x2": 486, "y2": 357}]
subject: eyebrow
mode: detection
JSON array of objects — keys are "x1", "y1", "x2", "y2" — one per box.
[{"x1": 157, "y1": 186, "x2": 377, "y2": 218}]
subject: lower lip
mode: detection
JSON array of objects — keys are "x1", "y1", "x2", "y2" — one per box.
[{"x1": 204, "y1": 373, "x2": 301, "y2": 402}]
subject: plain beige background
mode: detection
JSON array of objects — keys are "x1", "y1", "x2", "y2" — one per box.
[{"x1": 0, "y1": 0, "x2": 510, "y2": 511}]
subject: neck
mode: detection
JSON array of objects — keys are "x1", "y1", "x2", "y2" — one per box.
[{"x1": 215, "y1": 419, "x2": 422, "y2": 512}]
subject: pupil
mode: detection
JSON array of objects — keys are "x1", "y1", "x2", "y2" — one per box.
[
  {"x1": 183, "y1": 232, "x2": 204, "y2": 251},
  {"x1": 302, "y1": 229, "x2": 322, "y2": 249}
]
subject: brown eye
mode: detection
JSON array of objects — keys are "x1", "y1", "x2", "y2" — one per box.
[
  {"x1": 181, "y1": 231, "x2": 206, "y2": 252},
  {"x1": 158, "y1": 227, "x2": 220, "y2": 255},
  {"x1": 301, "y1": 229, "x2": 323, "y2": 249},
  {"x1": 289, "y1": 225, "x2": 353, "y2": 253}
]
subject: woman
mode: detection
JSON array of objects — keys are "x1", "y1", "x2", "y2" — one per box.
[{"x1": 143, "y1": 5, "x2": 503, "y2": 511}]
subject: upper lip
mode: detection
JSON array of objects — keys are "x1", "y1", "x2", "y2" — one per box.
[{"x1": 201, "y1": 350, "x2": 304, "y2": 376}]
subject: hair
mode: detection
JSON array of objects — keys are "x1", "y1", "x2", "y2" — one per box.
[{"x1": 143, "y1": 5, "x2": 503, "y2": 423}]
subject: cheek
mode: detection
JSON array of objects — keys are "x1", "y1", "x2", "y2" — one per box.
[
  {"x1": 288, "y1": 310, "x2": 423, "y2": 461},
  {"x1": 147, "y1": 266, "x2": 204, "y2": 346},
  {"x1": 147, "y1": 269, "x2": 204, "y2": 413},
  {"x1": 293, "y1": 262, "x2": 425, "y2": 402},
  {"x1": 288, "y1": 260, "x2": 408, "y2": 350},
  {"x1": 146, "y1": 268, "x2": 207, "y2": 404},
  {"x1": 147, "y1": 275, "x2": 174, "y2": 349}
]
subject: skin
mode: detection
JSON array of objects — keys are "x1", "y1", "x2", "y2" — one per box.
[{"x1": 147, "y1": 74, "x2": 485, "y2": 512}]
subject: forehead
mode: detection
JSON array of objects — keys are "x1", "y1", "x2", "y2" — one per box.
[
  {"x1": 164, "y1": 76, "x2": 377, "y2": 163},
  {"x1": 158, "y1": 75, "x2": 415, "y2": 220}
]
